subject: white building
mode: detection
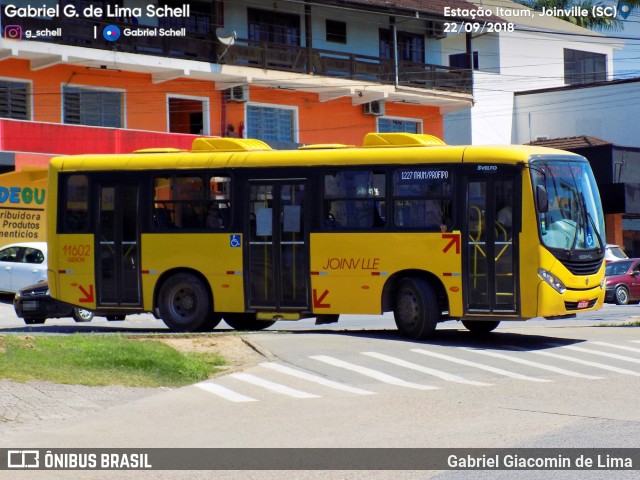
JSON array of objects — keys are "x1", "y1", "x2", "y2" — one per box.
[
  {"x1": 443, "y1": 0, "x2": 624, "y2": 145},
  {"x1": 513, "y1": 77, "x2": 640, "y2": 146}
]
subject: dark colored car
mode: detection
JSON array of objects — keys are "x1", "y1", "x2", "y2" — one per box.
[
  {"x1": 13, "y1": 281, "x2": 94, "y2": 325},
  {"x1": 605, "y1": 259, "x2": 640, "y2": 305}
]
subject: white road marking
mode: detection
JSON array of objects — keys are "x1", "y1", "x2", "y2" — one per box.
[
  {"x1": 527, "y1": 350, "x2": 640, "y2": 376},
  {"x1": 195, "y1": 382, "x2": 258, "y2": 402},
  {"x1": 411, "y1": 348, "x2": 550, "y2": 382},
  {"x1": 591, "y1": 342, "x2": 640, "y2": 354},
  {"x1": 230, "y1": 373, "x2": 320, "y2": 399},
  {"x1": 259, "y1": 362, "x2": 375, "y2": 395},
  {"x1": 547, "y1": 343, "x2": 640, "y2": 365},
  {"x1": 361, "y1": 351, "x2": 493, "y2": 386},
  {"x1": 310, "y1": 355, "x2": 438, "y2": 390},
  {"x1": 467, "y1": 348, "x2": 602, "y2": 380}
]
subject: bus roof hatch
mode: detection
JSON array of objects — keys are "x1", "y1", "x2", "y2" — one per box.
[
  {"x1": 191, "y1": 137, "x2": 272, "y2": 152},
  {"x1": 363, "y1": 132, "x2": 446, "y2": 148}
]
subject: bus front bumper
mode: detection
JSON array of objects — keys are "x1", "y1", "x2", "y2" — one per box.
[{"x1": 537, "y1": 281, "x2": 605, "y2": 318}]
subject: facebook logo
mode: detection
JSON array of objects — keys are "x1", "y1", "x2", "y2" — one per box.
[{"x1": 103, "y1": 25, "x2": 121, "y2": 41}]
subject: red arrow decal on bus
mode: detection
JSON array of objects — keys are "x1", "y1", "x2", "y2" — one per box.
[
  {"x1": 442, "y1": 233, "x2": 460, "y2": 254},
  {"x1": 313, "y1": 289, "x2": 331, "y2": 308},
  {"x1": 78, "y1": 285, "x2": 94, "y2": 303}
]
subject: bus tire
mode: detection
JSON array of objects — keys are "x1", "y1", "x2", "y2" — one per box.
[
  {"x1": 461, "y1": 320, "x2": 500, "y2": 334},
  {"x1": 197, "y1": 312, "x2": 223, "y2": 331},
  {"x1": 72, "y1": 308, "x2": 94, "y2": 322},
  {"x1": 158, "y1": 273, "x2": 212, "y2": 332},
  {"x1": 614, "y1": 285, "x2": 629, "y2": 305},
  {"x1": 223, "y1": 313, "x2": 275, "y2": 331},
  {"x1": 393, "y1": 277, "x2": 439, "y2": 340}
]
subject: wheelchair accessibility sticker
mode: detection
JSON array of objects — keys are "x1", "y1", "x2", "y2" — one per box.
[{"x1": 230, "y1": 235, "x2": 241, "y2": 248}]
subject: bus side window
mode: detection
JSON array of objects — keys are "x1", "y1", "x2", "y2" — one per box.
[
  {"x1": 153, "y1": 207, "x2": 174, "y2": 228},
  {"x1": 209, "y1": 176, "x2": 231, "y2": 230},
  {"x1": 63, "y1": 174, "x2": 90, "y2": 232},
  {"x1": 323, "y1": 170, "x2": 386, "y2": 231},
  {"x1": 393, "y1": 168, "x2": 452, "y2": 231}
]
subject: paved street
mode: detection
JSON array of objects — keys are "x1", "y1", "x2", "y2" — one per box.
[{"x1": 1, "y1": 296, "x2": 640, "y2": 479}]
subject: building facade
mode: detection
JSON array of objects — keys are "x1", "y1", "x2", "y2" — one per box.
[
  {"x1": 443, "y1": 0, "x2": 622, "y2": 145},
  {"x1": 0, "y1": 0, "x2": 480, "y2": 172}
]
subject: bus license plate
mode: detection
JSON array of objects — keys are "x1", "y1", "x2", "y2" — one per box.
[{"x1": 577, "y1": 300, "x2": 589, "y2": 309}]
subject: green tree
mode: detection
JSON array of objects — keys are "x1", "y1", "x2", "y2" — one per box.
[{"x1": 517, "y1": 0, "x2": 638, "y2": 31}]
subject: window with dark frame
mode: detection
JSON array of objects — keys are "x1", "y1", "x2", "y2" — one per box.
[
  {"x1": 323, "y1": 170, "x2": 386, "y2": 230},
  {"x1": 0, "y1": 80, "x2": 29, "y2": 120},
  {"x1": 449, "y1": 51, "x2": 479, "y2": 70},
  {"x1": 378, "y1": 118, "x2": 420, "y2": 133},
  {"x1": 63, "y1": 86, "x2": 123, "y2": 128},
  {"x1": 564, "y1": 49, "x2": 606, "y2": 85},
  {"x1": 248, "y1": 8, "x2": 300, "y2": 45},
  {"x1": 326, "y1": 19, "x2": 347, "y2": 44},
  {"x1": 379, "y1": 29, "x2": 425, "y2": 63},
  {"x1": 246, "y1": 105, "x2": 295, "y2": 143}
]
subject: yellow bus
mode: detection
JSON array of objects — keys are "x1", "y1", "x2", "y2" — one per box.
[{"x1": 46, "y1": 133, "x2": 606, "y2": 339}]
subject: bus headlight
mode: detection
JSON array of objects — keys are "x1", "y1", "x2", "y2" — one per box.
[
  {"x1": 600, "y1": 277, "x2": 606, "y2": 289},
  {"x1": 538, "y1": 269, "x2": 566, "y2": 294}
]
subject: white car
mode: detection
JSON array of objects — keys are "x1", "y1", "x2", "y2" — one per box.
[
  {"x1": 0, "y1": 242, "x2": 48, "y2": 293},
  {"x1": 605, "y1": 244, "x2": 628, "y2": 263}
]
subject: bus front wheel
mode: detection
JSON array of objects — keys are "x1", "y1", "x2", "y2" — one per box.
[
  {"x1": 223, "y1": 313, "x2": 275, "y2": 331},
  {"x1": 158, "y1": 273, "x2": 212, "y2": 332},
  {"x1": 461, "y1": 320, "x2": 500, "y2": 334},
  {"x1": 393, "y1": 278, "x2": 439, "y2": 340}
]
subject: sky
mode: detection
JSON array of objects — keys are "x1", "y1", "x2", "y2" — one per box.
[{"x1": 611, "y1": 7, "x2": 640, "y2": 78}]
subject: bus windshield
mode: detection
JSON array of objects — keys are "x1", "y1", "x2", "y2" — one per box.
[{"x1": 531, "y1": 158, "x2": 604, "y2": 252}]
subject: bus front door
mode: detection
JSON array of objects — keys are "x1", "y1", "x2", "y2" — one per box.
[
  {"x1": 464, "y1": 175, "x2": 518, "y2": 315},
  {"x1": 247, "y1": 182, "x2": 309, "y2": 310},
  {"x1": 96, "y1": 183, "x2": 142, "y2": 308}
]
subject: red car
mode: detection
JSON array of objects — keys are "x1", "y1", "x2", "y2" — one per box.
[{"x1": 605, "y1": 259, "x2": 640, "y2": 305}]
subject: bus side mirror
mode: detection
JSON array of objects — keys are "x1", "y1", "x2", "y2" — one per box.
[{"x1": 536, "y1": 185, "x2": 548, "y2": 213}]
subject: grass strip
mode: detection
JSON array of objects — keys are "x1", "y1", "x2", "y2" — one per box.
[{"x1": 0, "y1": 334, "x2": 227, "y2": 387}]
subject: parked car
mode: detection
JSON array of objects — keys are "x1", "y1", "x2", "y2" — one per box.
[
  {"x1": 0, "y1": 242, "x2": 48, "y2": 293},
  {"x1": 605, "y1": 244, "x2": 629, "y2": 263},
  {"x1": 13, "y1": 280, "x2": 94, "y2": 324},
  {"x1": 605, "y1": 258, "x2": 640, "y2": 305}
]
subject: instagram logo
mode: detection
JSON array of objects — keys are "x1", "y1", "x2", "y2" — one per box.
[{"x1": 4, "y1": 25, "x2": 22, "y2": 41}]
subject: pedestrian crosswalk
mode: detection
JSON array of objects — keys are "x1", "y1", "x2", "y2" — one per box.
[{"x1": 192, "y1": 340, "x2": 640, "y2": 403}]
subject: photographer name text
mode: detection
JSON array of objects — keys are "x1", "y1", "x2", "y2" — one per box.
[{"x1": 3, "y1": 3, "x2": 190, "y2": 19}]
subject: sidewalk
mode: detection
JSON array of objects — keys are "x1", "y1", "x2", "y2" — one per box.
[{"x1": 0, "y1": 380, "x2": 160, "y2": 433}]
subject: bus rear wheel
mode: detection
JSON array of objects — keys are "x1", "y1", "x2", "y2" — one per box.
[
  {"x1": 158, "y1": 273, "x2": 212, "y2": 332},
  {"x1": 393, "y1": 278, "x2": 439, "y2": 340},
  {"x1": 461, "y1": 320, "x2": 501, "y2": 334},
  {"x1": 223, "y1": 313, "x2": 275, "y2": 331}
]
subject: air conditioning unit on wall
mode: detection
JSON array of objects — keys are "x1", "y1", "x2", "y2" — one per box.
[
  {"x1": 425, "y1": 20, "x2": 446, "y2": 39},
  {"x1": 364, "y1": 100, "x2": 385, "y2": 116},
  {"x1": 226, "y1": 85, "x2": 248, "y2": 102}
]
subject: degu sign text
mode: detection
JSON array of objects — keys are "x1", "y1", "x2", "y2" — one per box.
[{"x1": 0, "y1": 185, "x2": 45, "y2": 205}]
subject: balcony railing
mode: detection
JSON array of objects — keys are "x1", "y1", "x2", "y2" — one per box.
[{"x1": 4, "y1": 14, "x2": 472, "y2": 95}]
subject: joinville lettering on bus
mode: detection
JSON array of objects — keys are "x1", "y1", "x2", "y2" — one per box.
[{"x1": 0, "y1": 186, "x2": 46, "y2": 205}]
